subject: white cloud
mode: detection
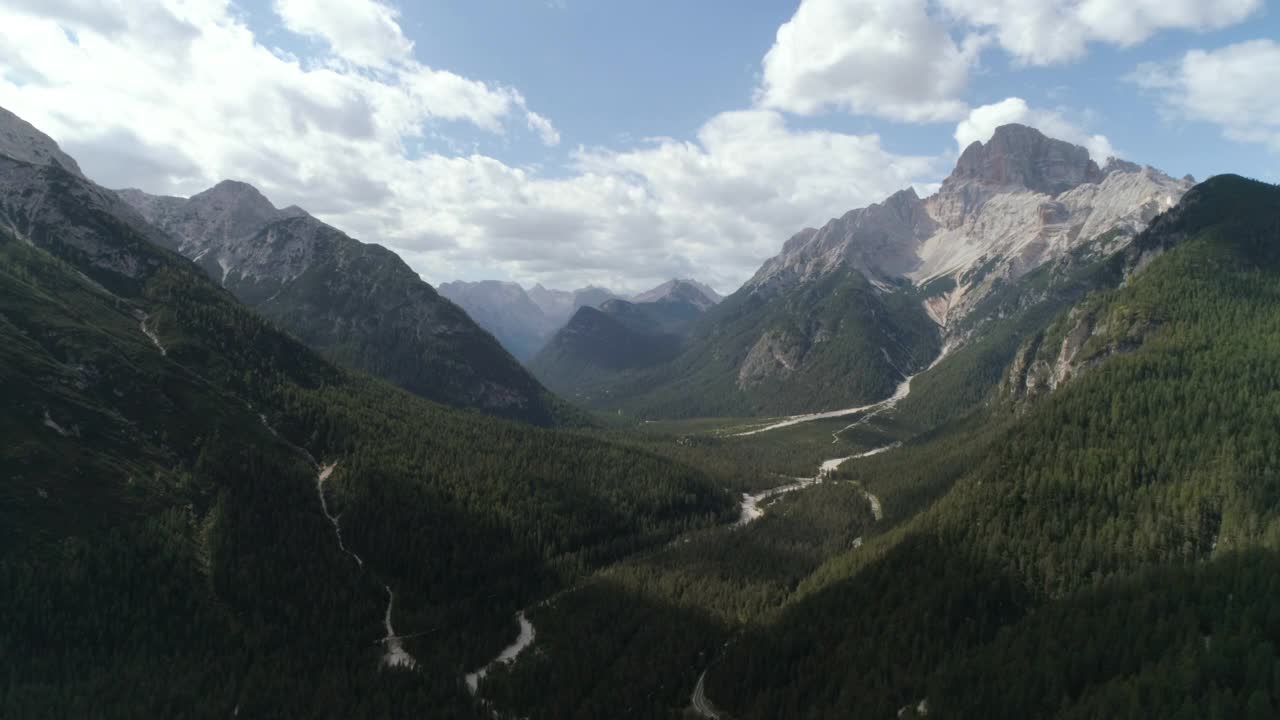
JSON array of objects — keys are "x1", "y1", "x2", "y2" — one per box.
[
  {"x1": 754, "y1": 0, "x2": 1263, "y2": 127},
  {"x1": 525, "y1": 110, "x2": 561, "y2": 147},
  {"x1": 384, "y1": 110, "x2": 939, "y2": 293},
  {"x1": 1130, "y1": 39, "x2": 1280, "y2": 152},
  {"x1": 756, "y1": 0, "x2": 975, "y2": 122},
  {"x1": 940, "y1": 0, "x2": 1263, "y2": 65},
  {"x1": 0, "y1": 0, "x2": 939, "y2": 294},
  {"x1": 273, "y1": 0, "x2": 412, "y2": 68},
  {"x1": 956, "y1": 97, "x2": 1116, "y2": 163},
  {"x1": 557, "y1": 110, "x2": 939, "y2": 288}
]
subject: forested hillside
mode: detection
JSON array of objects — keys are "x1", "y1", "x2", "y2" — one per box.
[
  {"x1": 705, "y1": 175, "x2": 1280, "y2": 718},
  {"x1": 0, "y1": 155, "x2": 733, "y2": 718},
  {"x1": 584, "y1": 267, "x2": 942, "y2": 418},
  {"x1": 429, "y1": 176, "x2": 1280, "y2": 720},
  {"x1": 7, "y1": 92, "x2": 1280, "y2": 720},
  {"x1": 530, "y1": 297, "x2": 704, "y2": 397}
]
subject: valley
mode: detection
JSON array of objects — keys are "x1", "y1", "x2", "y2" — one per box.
[{"x1": 4, "y1": 26, "x2": 1280, "y2": 717}]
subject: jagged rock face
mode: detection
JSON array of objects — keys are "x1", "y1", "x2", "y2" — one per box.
[
  {"x1": 117, "y1": 180, "x2": 308, "y2": 275},
  {"x1": 949, "y1": 123, "x2": 1102, "y2": 198},
  {"x1": 749, "y1": 188, "x2": 937, "y2": 294},
  {"x1": 0, "y1": 157, "x2": 172, "y2": 291},
  {"x1": 744, "y1": 123, "x2": 1192, "y2": 335},
  {"x1": 0, "y1": 107, "x2": 85, "y2": 179}
]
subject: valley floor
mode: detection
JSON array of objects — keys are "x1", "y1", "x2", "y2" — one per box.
[{"x1": 467, "y1": 357, "x2": 930, "y2": 717}]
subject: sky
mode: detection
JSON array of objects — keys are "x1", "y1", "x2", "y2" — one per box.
[{"x1": 0, "y1": 0, "x2": 1276, "y2": 295}]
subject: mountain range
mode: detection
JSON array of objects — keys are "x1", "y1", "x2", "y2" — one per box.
[
  {"x1": 0, "y1": 104, "x2": 728, "y2": 717},
  {"x1": 439, "y1": 277, "x2": 721, "y2": 361},
  {"x1": 538, "y1": 124, "x2": 1192, "y2": 418},
  {"x1": 7, "y1": 98, "x2": 1280, "y2": 720},
  {"x1": 114, "y1": 179, "x2": 564, "y2": 424}
]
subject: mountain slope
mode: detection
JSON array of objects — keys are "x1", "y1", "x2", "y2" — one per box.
[
  {"x1": 705, "y1": 175, "x2": 1280, "y2": 718},
  {"x1": 436, "y1": 280, "x2": 555, "y2": 361},
  {"x1": 528, "y1": 297, "x2": 704, "y2": 395},
  {"x1": 0, "y1": 123, "x2": 734, "y2": 717},
  {"x1": 116, "y1": 180, "x2": 563, "y2": 424},
  {"x1": 606, "y1": 267, "x2": 941, "y2": 417}
]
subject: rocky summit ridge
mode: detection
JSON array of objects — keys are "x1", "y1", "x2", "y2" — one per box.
[
  {"x1": 749, "y1": 123, "x2": 1191, "y2": 333},
  {"x1": 0, "y1": 106, "x2": 85, "y2": 180}
]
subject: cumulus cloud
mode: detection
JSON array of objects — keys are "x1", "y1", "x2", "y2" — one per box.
[
  {"x1": 274, "y1": 0, "x2": 413, "y2": 68},
  {"x1": 0, "y1": 0, "x2": 939, "y2": 294},
  {"x1": 1129, "y1": 39, "x2": 1280, "y2": 152},
  {"x1": 754, "y1": 0, "x2": 1263, "y2": 127},
  {"x1": 939, "y1": 0, "x2": 1263, "y2": 65},
  {"x1": 956, "y1": 97, "x2": 1116, "y2": 163},
  {"x1": 393, "y1": 110, "x2": 939, "y2": 292},
  {"x1": 757, "y1": 0, "x2": 975, "y2": 122}
]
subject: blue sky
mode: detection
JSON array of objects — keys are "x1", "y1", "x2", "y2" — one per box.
[
  {"x1": 0, "y1": 0, "x2": 1277, "y2": 292},
  {"x1": 241, "y1": 0, "x2": 1277, "y2": 183}
]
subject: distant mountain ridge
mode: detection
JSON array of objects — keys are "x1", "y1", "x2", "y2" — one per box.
[
  {"x1": 439, "y1": 278, "x2": 722, "y2": 361},
  {"x1": 115, "y1": 180, "x2": 564, "y2": 425},
  {"x1": 434, "y1": 280, "x2": 553, "y2": 361},
  {"x1": 528, "y1": 294, "x2": 708, "y2": 397},
  {"x1": 437, "y1": 281, "x2": 625, "y2": 361},
  {"x1": 632, "y1": 278, "x2": 723, "y2": 308}
]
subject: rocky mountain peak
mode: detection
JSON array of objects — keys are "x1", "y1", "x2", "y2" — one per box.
[
  {"x1": 744, "y1": 123, "x2": 1191, "y2": 332},
  {"x1": 748, "y1": 185, "x2": 935, "y2": 294},
  {"x1": 0, "y1": 106, "x2": 85, "y2": 179},
  {"x1": 946, "y1": 124, "x2": 1103, "y2": 197},
  {"x1": 118, "y1": 179, "x2": 298, "y2": 260},
  {"x1": 187, "y1": 180, "x2": 280, "y2": 233}
]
